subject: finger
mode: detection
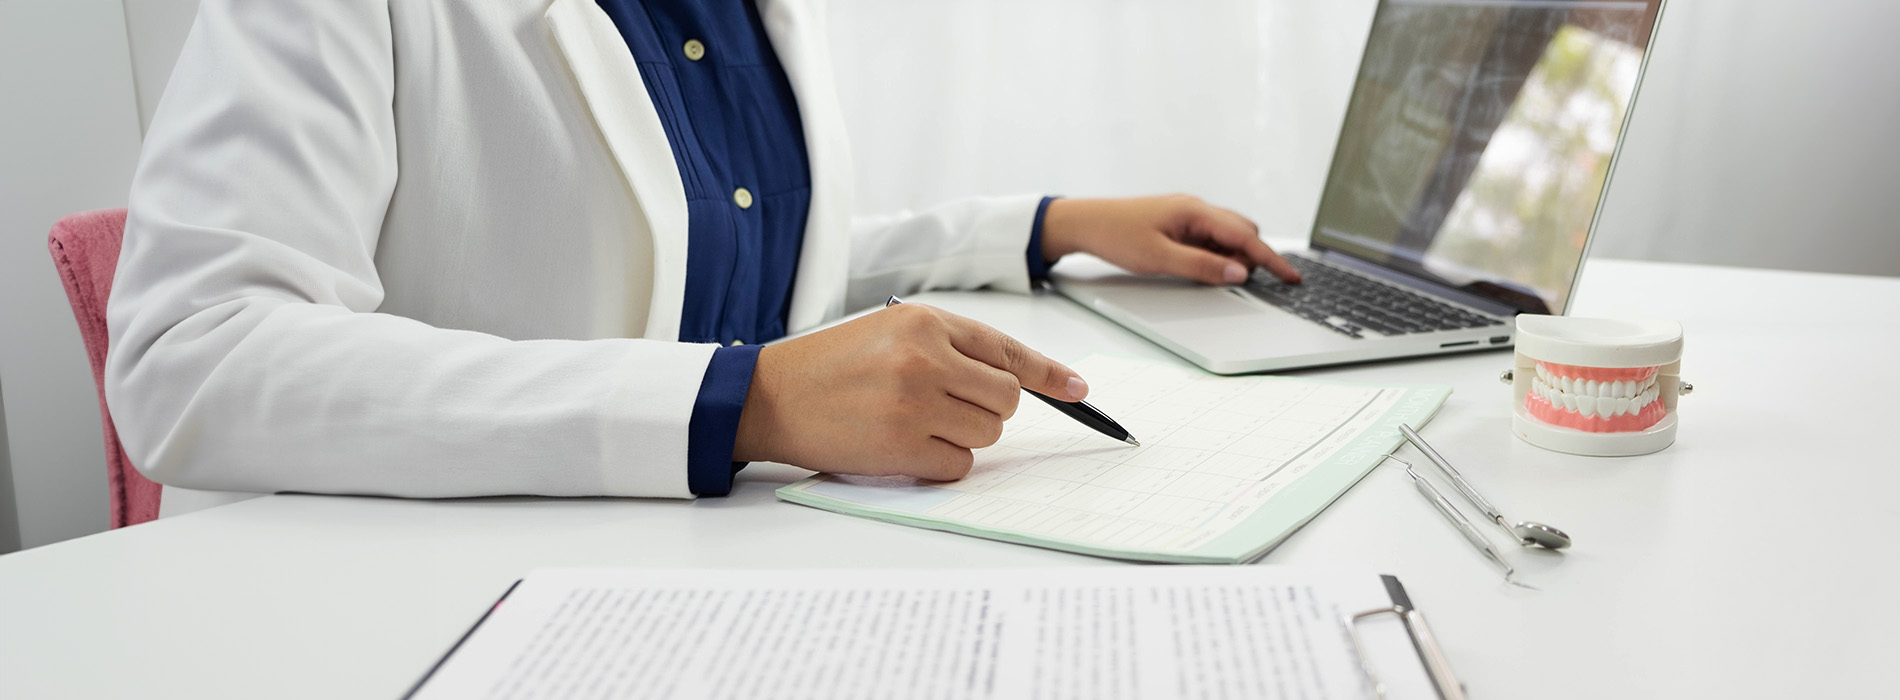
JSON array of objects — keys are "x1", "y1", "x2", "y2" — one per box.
[
  {"x1": 1194, "y1": 206, "x2": 1301, "y2": 283},
  {"x1": 1239, "y1": 235, "x2": 1301, "y2": 283},
  {"x1": 911, "y1": 436, "x2": 976, "y2": 481},
  {"x1": 1155, "y1": 238, "x2": 1251, "y2": 286},
  {"x1": 940, "y1": 314, "x2": 1088, "y2": 401},
  {"x1": 930, "y1": 395, "x2": 1007, "y2": 450},
  {"x1": 943, "y1": 356, "x2": 1021, "y2": 419}
]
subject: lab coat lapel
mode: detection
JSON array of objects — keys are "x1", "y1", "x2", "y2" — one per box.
[
  {"x1": 759, "y1": 0, "x2": 855, "y2": 332},
  {"x1": 545, "y1": 0, "x2": 687, "y2": 341}
]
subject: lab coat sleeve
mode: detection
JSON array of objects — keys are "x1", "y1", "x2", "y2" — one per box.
[
  {"x1": 104, "y1": 0, "x2": 704, "y2": 499},
  {"x1": 843, "y1": 194, "x2": 1046, "y2": 313}
]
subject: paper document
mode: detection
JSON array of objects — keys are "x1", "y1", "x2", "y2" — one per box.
[
  {"x1": 778, "y1": 354, "x2": 1451, "y2": 563},
  {"x1": 406, "y1": 567, "x2": 1439, "y2": 700}
]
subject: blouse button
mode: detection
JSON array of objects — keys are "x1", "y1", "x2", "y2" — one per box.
[
  {"x1": 733, "y1": 187, "x2": 754, "y2": 209},
  {"x1": 683, "y1": 39, "x2": 706, "y2": 61}
]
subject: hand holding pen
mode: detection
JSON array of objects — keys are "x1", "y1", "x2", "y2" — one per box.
[
  {"x1": 731, "y1": 299, "x2": 1133, "y2": 482},
  {"x1": 886, "y1": 297, "x2": 1139, "y2": 447}
]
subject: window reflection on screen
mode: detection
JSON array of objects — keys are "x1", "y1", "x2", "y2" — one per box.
[{"x1": 1310, "y1": 0, "x2": 1656, "y2": 314}]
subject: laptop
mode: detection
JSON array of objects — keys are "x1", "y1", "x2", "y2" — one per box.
[{"x1": 1053, "y1": 0, "x2": 1667, "y2": 375}]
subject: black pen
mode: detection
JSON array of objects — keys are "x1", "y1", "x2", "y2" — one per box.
[{"x1": 886, "y1": 296, "x2": 1140, "y2": 447}]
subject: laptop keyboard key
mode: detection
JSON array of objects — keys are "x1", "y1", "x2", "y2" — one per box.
[{"x1": 1244, "y1": 256, "x2": 1505, "y2": 338}]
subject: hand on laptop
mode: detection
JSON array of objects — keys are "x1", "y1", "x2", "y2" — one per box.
[
  {"x1": 1040, "y1": 195, "x2": 1302, "y2": 285},
  {"x1": 734, "y1": 303, "x2": 1085, "y2": 481}
]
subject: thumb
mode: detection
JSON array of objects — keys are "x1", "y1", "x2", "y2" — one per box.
[{"x1": 1159, "y1": 240, "x2": 1249, "y2": 286}]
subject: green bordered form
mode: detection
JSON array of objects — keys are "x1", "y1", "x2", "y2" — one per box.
[{"x1": 777, "y1": 354, "x2": 1452, "y2": 564}]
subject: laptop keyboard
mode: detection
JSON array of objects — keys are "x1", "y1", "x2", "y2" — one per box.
[{"x1": 1243, "y1": 256, "x2": 1506, "y2": 339}]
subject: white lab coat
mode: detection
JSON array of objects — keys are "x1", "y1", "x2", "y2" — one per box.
[{"x1": 105, "y1": 0, "x2": 1043, "y2": 511}]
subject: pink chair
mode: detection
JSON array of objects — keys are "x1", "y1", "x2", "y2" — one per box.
[{"x1": 47, "y1": 209, "x2": 162, "y2": 528}]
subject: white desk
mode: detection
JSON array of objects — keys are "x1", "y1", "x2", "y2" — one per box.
[{"x1": 3, "y1": 258, "x2": 1897, "y2": 699}]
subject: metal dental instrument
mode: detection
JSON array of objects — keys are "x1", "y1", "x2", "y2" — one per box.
[
  {"x1": 1382, "y1": 454, "x2": 1535, "y2": 589},
  {"x1": 1399, "y1": 423, "x2": 1573, "y2": 550}
]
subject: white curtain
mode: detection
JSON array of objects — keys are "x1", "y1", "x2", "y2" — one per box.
[
  {"x1": 828, "y1": 0, "x2": 1367, "y2": 243},
  {"x1": 121, "y1": 0, "x2": 1900, "y2": 276},
  {"x1": 829, "y1": 0, "x2": 1900, "y2": 277}
]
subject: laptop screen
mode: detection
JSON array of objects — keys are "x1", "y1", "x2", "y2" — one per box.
[{"x1": 1309, "y1": 0, "x2": 1662, "y2": 315}]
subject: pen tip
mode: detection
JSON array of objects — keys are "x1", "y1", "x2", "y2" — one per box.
[{"x1": 1124, "y1": 437, "x2": 1141, "y2": 447}]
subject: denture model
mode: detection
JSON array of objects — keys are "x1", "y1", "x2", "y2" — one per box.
[{"x1": 1504, "y1": 315, "x2": 1688, "y2": 457}]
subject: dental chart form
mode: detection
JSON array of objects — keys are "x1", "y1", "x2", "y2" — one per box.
[
  {"x1": 779, "y1": 355, "x2": 1452, "y2": 564},
  {"x1": 405, "y1": 567, "x2": 1439, "y2": 700}
]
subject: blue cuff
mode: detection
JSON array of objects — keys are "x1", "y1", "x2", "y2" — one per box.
[
  {"x1": 1026, "y1": 196, "x2": 1059, "y2": 280},
  {"x1": 687, "y1": 344, "x2": 762, "y2": 496}
]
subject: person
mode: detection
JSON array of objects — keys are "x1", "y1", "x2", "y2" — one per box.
[{"x1": 106, "y1": 0, "x2": 1300, "y2": 516}]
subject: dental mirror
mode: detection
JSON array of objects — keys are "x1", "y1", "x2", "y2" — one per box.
[
  {"x1": 1509, "y1": 521, "x2": 1572, "y2": 550},
  {"x1": 1398, "y1": 424, "x2": 1573, "y2": 550}
]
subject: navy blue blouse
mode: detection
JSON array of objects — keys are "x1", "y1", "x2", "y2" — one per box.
[
  {"x1": 596, "y1": 0, "x2": 808, "y2": 496},
  {"x1": 596, "y1": 0, "x2": 812, "y2": 347},
  {"x1": 596, "y1": 0, "x2": 1055, "y2": 495}
]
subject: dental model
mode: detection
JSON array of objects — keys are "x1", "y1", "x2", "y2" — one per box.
[{"x1": 1504, "y1": 315, "x2": 1688, "y2": 456}]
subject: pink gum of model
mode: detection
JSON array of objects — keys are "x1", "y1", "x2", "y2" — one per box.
[{"x1": 1536, "y1": 360, "x2": 1658, "y2": 383}]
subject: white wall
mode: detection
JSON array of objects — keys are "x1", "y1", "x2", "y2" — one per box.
[
  {"x1": 1589, "y1": 1, "x2": 1900, "y2": 274},
  {"x1": 0, "y1": 0, "x2": 144, "y2": 549}
]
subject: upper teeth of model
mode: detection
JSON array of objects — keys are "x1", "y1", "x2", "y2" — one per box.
[{"x1": 1531, "y1": 363, "x2": 1660, "y2": 418}]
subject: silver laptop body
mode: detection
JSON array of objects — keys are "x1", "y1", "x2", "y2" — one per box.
[{"x1": 1054, "y1": 0, "x2": 1667, "y2": 375}]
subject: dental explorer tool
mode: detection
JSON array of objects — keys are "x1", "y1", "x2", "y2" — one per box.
[
  {"x1": 1382, "y1": 455, "x2": 1535, "y2": 589},
  {"x1": 1399, "y1": 424, "x2": 1573, "y2": 550}
]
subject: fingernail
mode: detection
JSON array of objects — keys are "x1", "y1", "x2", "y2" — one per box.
[
  {"x1": 1223, "y1": 263, "x2": 1247, "y2": 284},
  {"x1": 1066, "y1": 376, "x2": 1089, "y2": 401}
]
